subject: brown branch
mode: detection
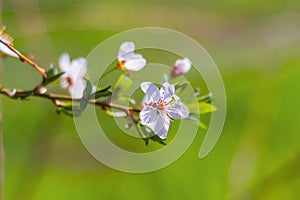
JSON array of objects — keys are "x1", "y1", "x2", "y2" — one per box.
[
  {"x1": 0, "y1": 40, "x2": 47, "y2": 78},
  {"x1": 0, "y1": 86, "x2": 141, "y2": 114}
]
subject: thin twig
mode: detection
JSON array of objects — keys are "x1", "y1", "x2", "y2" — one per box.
[
  {"x1": 0, "y1": 86, "x2": 141, "y2": 114},
  {"x1": 0, "y1": 40, "x2": 47, "y2": 78}
]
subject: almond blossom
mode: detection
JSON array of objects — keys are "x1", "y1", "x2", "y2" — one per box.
[
  {"x1": 117, "y1": 41, "x2": 146, "y2": 72},
  {"x1": 139, "y1": 82, "x2": 189, "y2": 139},
  {"x1": 171, "y1": 57, "x2": 191, "y2": 77},
  {"x1": 0, "y1": 26, "x2": 19, "y2": 58},
  {"x1": 58, "y1": 53, "x2": 87, "y2": 98}
]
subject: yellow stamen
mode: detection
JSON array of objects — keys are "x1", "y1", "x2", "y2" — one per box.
[{"x1": 117, "y1": 60, "x2": 126, "y2": 71}]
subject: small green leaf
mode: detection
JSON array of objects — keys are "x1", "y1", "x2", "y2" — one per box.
[
  {"x1": 143, "y1": 138, "x2": 149, "y2": 146},
  {"x1": 85, "y1": 79, "x2": 93, "y2": 96},
  {"x1": 63, "y1": 109, "x2": 82, "y2": 117},
  {"x1": 56, "y1": 107, "x2": 63, "y2": 115},
  {"x1": 43, "y1": 72, "x2": 64, "y2": 86},
  {"x1": 149, "y1": 135, "x2": 166, "y2": 145},
  {"x1": 80, "y1": 80, "x2": 93, "y2": 110},
  {"x1": 198, "y1": 121, "x2": 208, "y2": 129},
  {"x1": 174, "y1": 81, "x2": 189, "y2": 93},
  {"x1": 138, "y1": 124, "x2": 166, "y2": 145},
  {"x1": 90, "y1": 85, "x2": 112, "y2": 99},
  {"x1": 46, "y1": 64, "x2": 57, "y2": 77},
  {"x1": 198, "y1": 93, "x2": 213, "y2": 103},
  {"x1": 186, "y1": 116, "x2": 208, "y2": 129},
  {"x1": 199, "y1": 102, "x2": 217, "y2": 114},
  {"x1": 43, "y1": 65, "x2": 65, "y2": 86},
  {"x1": 80, "y1": 98, "x2": 88, "y2": 110},
  {"x1": 94, "y1": 90, "x2": 112, "y2": 99},
  {"x1": 56, "y1": 106, "x2": 82, "y2": 117}
]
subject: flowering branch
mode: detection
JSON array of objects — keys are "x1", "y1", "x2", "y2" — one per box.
[
  {"x1": 0, "y1": 85, "x2": 139, "y2": 114},
  {"x1": 0, "y1": 27, "x2": 217, "y2": 145}
]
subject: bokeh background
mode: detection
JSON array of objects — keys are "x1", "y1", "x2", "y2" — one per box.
[{"x1": 1, "y1": 0, "x2": 300, "y2": 199}]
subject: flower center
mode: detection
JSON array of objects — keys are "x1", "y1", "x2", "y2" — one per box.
[
  {"x1": 158, "y1": 101, "x2": 166, "y2": 111},
  {"x1": 66, "y1": 77, "x2": 73, "y2": 88},
  {"x1": 117, "y1": 60, "x2": 126, "y2": 71}
]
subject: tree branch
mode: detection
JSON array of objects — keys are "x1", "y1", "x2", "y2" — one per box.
[
  {"x1": 0, "y1": 86, "x2": 141, "y2": 115},
  {"x1": 0, "y1": 39, "x2": 46, "y2": 78}
]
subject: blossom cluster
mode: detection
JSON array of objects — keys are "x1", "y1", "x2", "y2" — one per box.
[
  {"x1": 0, "y1": 27, "x2": 215, "y2": 143},
  {"x1": 56, "y1": 42, "x2": 191, "y2": 139}
]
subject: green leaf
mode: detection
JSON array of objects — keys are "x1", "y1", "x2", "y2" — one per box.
[
  {"x1": 186, "y1": 116, "x2": 207, "y2": 129},
  {"x1": 199, "y1": 102, "x2": 217, "y2": 114},
  {"x1": 43, "y1": 72, "x2": 64, "y2": 86},
  {"x1": 198, "y1": 93, "x2": 213, "y2": 103},
  {"x1": 56, "y1": 106, "x2": 82, "y2": 117},
  {"x1": 138, "y1": 124, "x2": 166, "y2": 146},
  {"x1": 85, "y1": 79, "x2": 93, "y2": 96},
  {"x1": 148, "y1": 135, "x2": 166, "y2": 145},
  {"x1": 90, "y1": 85, "x2": 112, "y2": 99},
  {"x1": 43, "y1": 65, "x2": 64, "y2": 86},
  {"x1": 62, "y1": 109, "x2": 82, "y2": 117},
  {"x1": 80, "y1": 98, "x2": 89, "y2": 110},
  {"x1": 80, "y1": 79, "x2": 93, "y2": 110},
  {"x1": 174, "y1": 81, "x2": 189, "y2": 94},
  {"x1": 46, "y1": 64, "x2": 57, "y2": 77},
  {"x1": 198, "y1": 121, "x2": 208, "y2": 129},
  {"x1": 56, "y1": 107, "x2": 63, "y2": 115},
  {"x1": 143, "y1": 138, "x2": 149, "y2": 146},
  {"x1": 186, "y1": 101, "x2": 217, "y2": 115}
]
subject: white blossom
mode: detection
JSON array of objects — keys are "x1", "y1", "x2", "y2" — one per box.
[
  {"x1": 58, "y1": 53, "x2": 87, "y2": 98},
  {"x1": 171, "y1": 57, "x2": 191, "y2": 77},
  {"x1": 117, "y1": 41, "x2": 146, "y2": 72},
  {"x1": 139, "y1": 82, "x2": 189, "y2": 139},
  {"x1": 0, "y1": 26, "x2": 19, "y2": 58}
]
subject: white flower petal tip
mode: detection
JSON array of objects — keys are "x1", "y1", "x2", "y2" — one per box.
[
  {"x1": 141, "y1": 82, "x2": 153, "y2": 93},
  {"x1": 139, "y1": 81, "x2": 189, "y2": 139},
  {"x1": 117, "y1": 41, "x2": 146, "y2": 72},
  {"x1": 124, "y1": 58, "x2": 146, "y2": 71},
  {"x1": 0, "y1": 26, "x2": 19, "y2": 58},
  {"x1": 58, "y1": 53, "x2": 88, "y2": 98},
  {"x1": 171, "y1": 57, "x2": 192, "y2": 77},
  {"x1": 91, "y1": 85, "x2": 97, "y2": 94}
]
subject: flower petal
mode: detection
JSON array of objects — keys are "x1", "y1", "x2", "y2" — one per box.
[
  {"x1": 140, "y1": 106, "x2": 159, "y2": 125},
  {"x1": 59, "y1": 53, "x2": 71, "y2": 72},
  {"x1": 160, "y1": 82, "x2": 175, "y2": 102},
  {"x1": 60, "y1": 78, "x2": 69, "y2": 89},
  {"x1": 141, "y1": 82, "x2": 160, "y2": 104},
  {"x1": 118, "y1": 41, "x2": 135, "y2": 61},
  {"x1": 68, "y1": 79, "x2": 85, "y2": 98},
  {"x1": 91, "y1": 85, "x2": 97, "y2": 94},
  {"x1": 165, "y1": 101, "x2": 189, "y2": 120},
  {"x1": 70, "y1": 57, "x2": 87, "y2": 79},
  {"x1": 173, "y1": 57, "x2": 191, "y2": 74},
  {"x1": 0, "y1": 43, "x2": 18, "y2": 57},
  {"x1": 148, "y1": 112, "x2": 170, "y2": 139},
  {"x1": 132, "y1": 54, "x2": 143, "y2": 59},
  {"x1": 0, "y1": 28, "x2": 19, "y2": 58},
  {"x1": 141, "y1": 82, "x2": 152, "y2": 94},
  {"x1": 141, "y1": 95, "x2": 148, "y2": 106},
  {"x1": 124, "y1": 58, "x2": 146, "y2": 71}
]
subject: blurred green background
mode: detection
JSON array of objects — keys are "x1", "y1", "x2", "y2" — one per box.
[{"x1": 1, "y1": 0, "x2": 300, "y2": 199}]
